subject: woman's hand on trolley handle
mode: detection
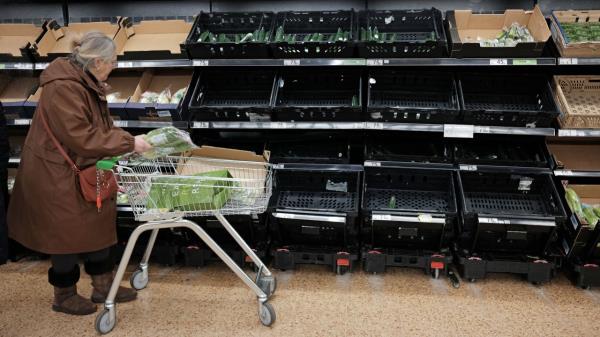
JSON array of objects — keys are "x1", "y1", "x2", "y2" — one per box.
[{"x1": 134, "y1": 135, "x2": 153, "y2": 154}]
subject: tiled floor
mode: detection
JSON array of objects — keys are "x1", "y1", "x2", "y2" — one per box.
[{"x1": 1, "y1": 258, "x2": 600, "y2": 337}]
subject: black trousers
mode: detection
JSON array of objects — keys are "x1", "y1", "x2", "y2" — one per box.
[{"x1": 48, "y1": 247, "x2": 114, "y2": 288}]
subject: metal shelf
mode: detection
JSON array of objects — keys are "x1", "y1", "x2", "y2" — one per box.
[
  {"x1": 192, "y1": 58, "x2": 366, "y2": 67},
  {"x1": 6, "y1": 119, "x2": 32, "y2": 126},
  {"x1": 112, "y1": 120, "x2": 188, "y2": 128},
  {"x1": 273, "y1": 162, "x2": 363, "y2": 172},
  {"x1": 365, "y1": 123, "x2": 555, "y2": 137},
  {"x1": 191, "y1": 121, "x2": 365, "y2": 130},
  {"x1": 557, "y1": 58, "x2": 600, "y2": 66},
  {"x1": 558, "y1": 129, "x2": 600, "y2": 137},
  {"x1": 0, "y1": 62, "x2": 34, "y2": 70},
  {"x1": 554, "y1": 170, "x2": 600, "y2": 178},
  {"x1": 366, "y1": 58, "x2": 556, "y2": 66},
  {"x1": 365, "y1": 122, "x2": 444, "y2": 132},
  {"x1": 34, "y1": 59, "x2": 193, "y2": 70}
]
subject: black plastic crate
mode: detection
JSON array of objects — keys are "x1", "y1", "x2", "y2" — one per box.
[
  {"x1": 365, "y1": 133, "x2": 451, "y2": 165},
  {"x1": 453, "y1": 136, "x2": 551, "y2": 169},
  {"x1": 362, "y1": 167, "x2": 457, "y2": 251},
  {"x1": 268, "y1": 136, "x2": 351, "y2": 164},
  {"x1": 459, "y1": 74, "x2": 559, "y2": 127},
  {"x1": 367, "y1": 70, "x2": 459, "y2": 123},
  {"x1": 457, "y1": 170, "x2": 565, "y2": 255},
  {"x1": 188, "y1": 69, "x2": 276, "y2": 121},
  {"x1": 183, "y1": 12, "x2": 273, "y2": 59},
  {"x1": 273, "y1": 70, "x2": 362, "y2": 121},
  {"x1": 357, "y1": 8, "x2": 447, "y2": 58},
  {"x1": 269, "y1": 167, "x2": 361, "y2": 249},
  {"x1": 271, "y1": 10, "x2": 356, "y2": 58}
]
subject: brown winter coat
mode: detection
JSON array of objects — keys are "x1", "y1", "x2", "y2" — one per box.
[{"x1": 7, "y1": 57, "x2": 134, "y2": 254}]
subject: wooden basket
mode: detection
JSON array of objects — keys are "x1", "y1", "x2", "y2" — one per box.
[
  {"x1": 554, "y1": 75, "x2": 600, "y2": 129},
  {"x1": 551, "y1": 10, "x2": 600, "y2": 57}
]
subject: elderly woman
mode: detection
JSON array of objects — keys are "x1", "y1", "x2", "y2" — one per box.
[{"x1": 7, "y1": 32, "x2": 152, "y2": 315}]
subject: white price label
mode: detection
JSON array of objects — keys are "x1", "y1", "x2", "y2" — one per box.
[
  {"x1": 367, "y1": 122, "x2": 384, "y2": 130},
  {"x1": 13, "y1": 119, "x2": 31, "y2": 126},
  {"x1": 36, "y1": 63, "x2": 49, "y2": 70},
  {"x1": 117, "y1": 61, "x2": 134, "y2": 68},
  {"x1": 559, "y1": 58, "x2": 578, "y2": 65},
  {"x1": 273, "y1": 164, "x2": 285, "y2": 170},
  {"x1": 490, "y1": 58, "x2": 508, "y2": 65},
  {"x1": 444, "y1": 124, "x2": 474, "y2": 138},
  {"x1": 459, "y1": 165, "x2": 477, "y2": 171},
  {"x1": 418, "y1": 214, "x2": 433, "y2": 223},
  {"x1": 364, "y1": 161, "x2": 381, "y2": 167},
  {"x1": 274, "y1": 122, "x2": 289, "y2": 129},
  {"x1": 367, "y1": 59, "x2": 387, "y2": 66},
  {"x1": 559, "y1": 129, "x2": 585, "y2": 137},
  {"x1": 554, "y1": 170, "x2": 573, "y2": 176},
  {"x1": 193, "y1": 60, "x2": 209, "y2": 66},
  {"x1": 373, "y1": 214, "x2": 392, "y2": 221},
  {"x1": 193, "y1": 122, "x2": 210, "y2": 129},
  {"x1": 283, "y1": 59, "x2": 301, "y2": 66},
  {"x1": 113, "y1": 120, "x2": 127, "y2": 127},
  {"x1": 476, "y1": 126, "x2": 491, "y2": 134}
]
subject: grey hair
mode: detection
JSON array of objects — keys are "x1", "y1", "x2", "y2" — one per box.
[{"x1": 70, "y1": 31, "x2": 116, "y2": 71}]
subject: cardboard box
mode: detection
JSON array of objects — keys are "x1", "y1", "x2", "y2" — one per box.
[
  {"x1": 29, "y1": 20, "x2": 120, "y2": 61},
  {"x1": 0, "y1": 73, "x2": 38, "y2": 119},
  {"x1": 446, "y1": 5, "x2": 551, "y2": 58},
  {"x1": 549, "y1": 143, "x2": 600, "y2": 173},
  {"x1": 114, "y1": 18, "x2": 191, "y2": 60},
  {"x1": 179, "y1": 146, "x2": 271, "y2": 198},
  {"x1": 127, "y1": 69, "x2": 192, "y2": 121},
  {"x1": 0, "y1": 23, "x2": 43, "y2": 61},
  {"x1": 551, "y1": 10, "x2": 600, "y2": 57},
  {"x1": 105, "y1": 71, "x2": 143, "y2": 120}
]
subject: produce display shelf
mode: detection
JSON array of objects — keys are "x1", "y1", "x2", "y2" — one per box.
[
  {"x1": 112, "y1": 120, "x2": 188, "y2": 129},
  {"x1": 557, "y1": 58, "x2": 600, "y2": 66},
  {"x1": 557, "y1": 129, "x2": 600, "y2": 137},
  {"x1": 191, "y1": 121, "x2": 365, "y2": 129},
  {"x1": 0, "y1": 62, "x2": 34, "y2": 70},
  {"x1": 366, "y1": 58, "x2": 556, "y2": 66}
]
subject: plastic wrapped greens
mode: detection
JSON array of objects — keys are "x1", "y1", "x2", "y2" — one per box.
[
  {"x1": 474, "y1": 23, "x2": 534, "y2": 47},
  {"x1": 140, "y1": 91, "x2": 159, "y2": 104},
  {"x1": 157, "y1": 88, "x2": 172, "y2": 104},
  {"x1": 106, "y1": 92, "x2": 122, "y2": 103},
  {"x1": 142, "y1": 126, "x2": 197, "y2": 159},
  {"x1": 171, "y1": 88, "x2": 186, "y2": 104},
  {"x1": 146, "y1": 169, "x2": 233, "y2": 211}
]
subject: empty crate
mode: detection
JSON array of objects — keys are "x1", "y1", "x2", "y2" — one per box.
[
  {"x1": 553, "y1": 75, "x2": 600, "y2": 129},
  {"x1": 188, "y1": 69, "x2": 276, "y2": 121},
  {"x1": 459, "y1": 73, "x2": 559, "y2": 127},
  {"x1": 357, "y1": 8, "x2": 447, "y2": 58},
  {"x1": 457, "y1": 170, "x2": 565, "y2": 255},
  {"x1": 274, "y1": 69, "x2": 361, "y2": 121},
  {"x1": 271, "y1": 10, "x2": 356, "y2": 58},
  {"x1": 183, "y1": 12, "x2": 273, "y2": 59},
  {"x1": 367, "y1": 70, "x2": 459, "y2": 123},
  {"x1": 268, "y1": 135, "x2": 351, "y2": 164},
  {"x1": 453, "y1": 136, "x2": 551, "y2": 169},
  {"x1": 365, "y1": 133, "x2": 451, "y2": 164}
]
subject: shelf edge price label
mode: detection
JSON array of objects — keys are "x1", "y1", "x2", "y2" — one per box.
[
  {"x1": 193, "y1": 60, "x2": 209, "y2": 67},
  {"x1": 559, "y1": 58, "x2": 578, "y2": 65},
  {"x1": 373, "y1": 214, "x2": 392, "y2": 221},
  {"x1": 513, "y1": 59, "x2": 537, "y2": 66},
  {"x1": 283, "y1": 59, "x2": 301, "y2": 66},
  {"x1": 364, "y1": 161, "x2": 381, "y2": 167},
  {"x1": 444, "y1": 124, "x2": 474, "y2": 138},
  {"x1": 0, "y1": 64, "x2": 5, "y2": 70},
  {"x1": 113, "y1": 120, "x2": 127, "y2": 127},
  {"x1": 13, "y1": 119, "x2": 31, "y2": 126},
  {"x1": 273, "y1": 164, "x2": 285, "y2": 170},
  {"x1": 489, "y1": 58, "x2": 508, "y2": 66},
  {"x1": 367, "y1": 122, "x2": 384, "y2": 130},
  {"x1": 193, "y1": 121, "x2": 209, "y2": 129},
  {"x1": 554, "y1": 170, "x2": 573, "y2": 176},
  {"x1": 117, "y1": 61, "x2": 134, "y2": 68},
  {"x1": 367, "y1": 59, "x2": 386, "y2": 66},
  {"x1": 459, "y1": 164, "x2": 477, "y2": 171}
]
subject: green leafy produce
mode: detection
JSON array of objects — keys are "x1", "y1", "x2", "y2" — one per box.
[
  {"x1": 388, "y1": 195, "x2": 396, "y2": 209},
  {"x1": 142, "y1": 127, "x2": 197, "y2": 159},
  {"x1": 594, "y1": 207, "x2": 600, "y2": 218},
  {"x1": 275, "y1": 26, "x2": 349, "y2": 44},
  {"x1": 561, "y1": 22, "x2": 600, "y2": 43},
  {"x1": 565, "y1": 188, "x2": 583, "y2": 215},
  {"x1": 473, "y1": 22, "x2": 534, "y2": 47},
  {"x1": 582, "y1": 206, "x2": 599, "y2": 229},
  {"x1": 146, "y1": 170, "x2": 233, "y2": 211}
]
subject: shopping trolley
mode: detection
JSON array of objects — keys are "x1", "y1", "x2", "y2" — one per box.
[{"x1": 94, "y1": 155, "x2": 277, "y2": 334}]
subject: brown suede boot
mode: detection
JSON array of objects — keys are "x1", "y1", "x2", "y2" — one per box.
[
  {"x1": 91, "y1": 272, "x2": 137, "y2": 304},
  {"x1": 52, "y1": 286, "x2": 97, "y2": 316}
]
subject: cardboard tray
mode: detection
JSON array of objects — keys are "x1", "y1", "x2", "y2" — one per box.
[
  {"x1": 126, "y1": 68, "x2": 192, "y2": 121},
  {"x1": 548, "y1": 142, "x2": 600, "y2": 173},
  {"x1": 115, "y1": 18, "x2": 192, "y2": 60},
  {"x1": 551, "y1": 10, "x2": 600, "y2": 58},
  {"x1": 0, "y1": 23, "x2": 44, "y2": 62},
  {"x1": 0, "y1": 73, "x2": 38, "y2": 119},
  {"x1": 28, "y1": 19, "x2": 120, "y2": 62},
  {"x1": 446, "y1": 5, "x2": 551, "y2": 58},
  {"x1": 105, "y1": 70, "x2": 143, "y2": 120}
]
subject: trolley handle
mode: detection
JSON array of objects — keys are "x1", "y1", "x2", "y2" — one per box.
[{"x1": 96, "y1": 152, "x2": 134, "y2": 170}]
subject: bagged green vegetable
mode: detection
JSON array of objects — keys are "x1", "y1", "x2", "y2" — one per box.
[
  {"x1": 142, "y1": 126, "x2": 197, "y2": 159},
  {"x1": 157, "y1": 88, "x2": 172, "y2": 104},
  {"x1": 565, "y1": 188, "x2": 583, "y2": 216},
  {"x1": 582, "y1": 206, "x2": 599, "y2": 229},
  {"x1": 140, "y1": 91, "x2": 159, "y2": 104},
  {"x1": 146, "y1": 170, "x2": 233, "y2": 212},
  {"x1": 170, "y1": 88, "x2": 186, "y2": 104}
]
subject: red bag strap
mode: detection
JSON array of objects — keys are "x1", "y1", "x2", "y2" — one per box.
[{"x1": 38, "y1": 108, "x2": 81, "y2": 174}]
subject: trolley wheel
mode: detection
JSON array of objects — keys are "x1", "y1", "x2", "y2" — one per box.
[
  {"x1": 95, "y1": 309, "x2": 116, "y2": 335},
  {"x1": 468, "y1": 278, "x2": 476, "y2": 283},
  {"x1": 433, "y1": 268, "x2": 440, "y2": 279},
  {"x1": 130, "y1": 269, "x2": 148, "y2": 290},
  {"x1": 449, "y1": 273, "x2": 460, "y2": 289},
  {"x1": 258, "y1": 302, "x2": 276, "y2": 327}
]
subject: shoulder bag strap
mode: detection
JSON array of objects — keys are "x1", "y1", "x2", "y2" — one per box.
[{"x1": 38, "y1": 109, "x2": 81, "y2": 174}]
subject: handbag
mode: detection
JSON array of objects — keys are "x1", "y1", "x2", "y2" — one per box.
[{"x1": 39, "y1": 107, "x2": 118, "y2": 211}]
